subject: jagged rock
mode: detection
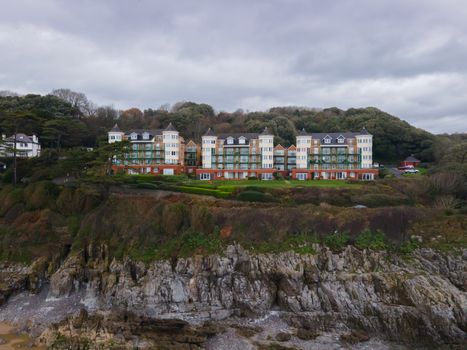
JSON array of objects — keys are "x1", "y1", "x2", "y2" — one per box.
[
  {"x1": 275, "y1": 332, "x2": 292, "y2": 341},
  {"x1": 4, "y1": 245, "x2": 466, "y2": 348},
  {"x1": 296, "y1": 328, "x2": 318, "y2": 340},
  {"x1": 340, "y1": 329, "x2": 370, "y2": 344}
]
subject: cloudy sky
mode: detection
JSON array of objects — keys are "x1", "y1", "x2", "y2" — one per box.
[{"x1": 1, "y1": 0, "x2": 466, "y2": 133}]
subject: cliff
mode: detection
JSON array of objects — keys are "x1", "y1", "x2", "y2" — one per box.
[{"x1": 2, "y1": 244, "x2": 464, "y2": 349}]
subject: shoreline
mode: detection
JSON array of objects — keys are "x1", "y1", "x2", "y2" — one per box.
[{"x1": 0, "y1": 321, "x2": 45, "y2": 350}]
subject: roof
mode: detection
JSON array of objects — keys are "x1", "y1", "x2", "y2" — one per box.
[
  {"x1": 203, "y1": 128, "x2": 216, "y2": 137},
  {"x1": 359, "y1": 126, "x2": 371, "y2": 135},
  {"x1": 297, "y1": 128, "x2": 310, "y2": 136},
  {"x1": 274, "y1": 144, "x2": 285, "y2": 150},
  {"x1": 404, "y1": 154, "x2": 420, "y2": 162},
  {"x1": 110, "y1": 123, "x2": 121, "y2": 132},
  {"x1": 260, "y1": 127, "x2": 273, "y2": 136},
  {"x1": 218, "y1": 132, "x2": 259, "y2": 140},
  {"x1": 217, "y1": 133, "x2": 259, "y2": 145},
  {"x1": 125, "y1": 129, "x2": 163, "y2": 140},
  {"x1": 185, "y1": 140, "x2": 198, "y2": 147},
  {"x1": 4, "y1": 133, "x2": 38, "y2": 144},
  {"x1": 164, "y1": 122, "x2": 177, "y2": 132},
  {"x1": 287, "y1": 145, "x2": 297, "y2": 150},
  {"x1": 310, "y1": 132, "x2": 359, "y2": 145}
]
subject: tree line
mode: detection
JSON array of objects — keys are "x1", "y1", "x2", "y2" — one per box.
[{"x1": 0, "y1": 89, "x2": 463, "y2": 164}]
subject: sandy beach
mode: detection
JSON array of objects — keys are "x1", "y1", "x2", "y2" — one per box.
[{"x1": 0, "y1": 322, "x2": 45, "y2": 350}]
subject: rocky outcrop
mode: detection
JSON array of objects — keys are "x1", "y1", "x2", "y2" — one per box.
[
  {"x1": 44, "y1": 244, "x2": 466, "y2": 348},
  {"x1": 0, "y1": 258, "x2": 48, "y2": 306},
  {"x1": 40, "y1": 310, "x2": 221, "y2": 349}
]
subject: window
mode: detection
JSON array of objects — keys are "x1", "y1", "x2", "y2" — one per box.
[
  {"x1": 227, "y1": 137, "x2": 234, "y2": 145},
  {"x1": 200, "y1": 173, "x2": 211, "y2": 180},
  {"x1": 239, "y1": 137, "x2": 246, "y2": 144},
  {"x1": 297, "y1": 173, "x2": 307, "y2": 180}
]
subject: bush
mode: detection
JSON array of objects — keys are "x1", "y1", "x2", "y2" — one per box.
[
  {"x1": 176, "y1": 186, "x2": 230, "y2": 198},
  {"x1": 355, "y1": 229, "x2": 386, "y2": 250},
  {"x1": 236, "y1": 190, "x2": 276, "y2": 202},
  {"x1": 136, "y1": 182, "x2": 159, "y2": 190},
  {"x1": 398, "y1": 239, "x2": 419, "y2": 255},
  {"x1": 323, "y1": 231, "x2": 349, "y2": 250}
]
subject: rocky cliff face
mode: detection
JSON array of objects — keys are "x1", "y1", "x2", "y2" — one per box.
[{"x1": 38, "y1": 244, "x2": 466, "y2": 348}]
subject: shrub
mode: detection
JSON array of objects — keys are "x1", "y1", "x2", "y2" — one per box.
[
  {"x1": 323, "y1": 231, "x2": 349, "y2": 250},
  {"x1": 136, "y1": 182, "x2": 159, "y2": 190},
  {"x1": 236, "y1": 190, "x2": 276, "y2": 202},
  {"x1": 176, "y1": 186, "x2": 230, "y2": 198},
  {"x1": 398, "y1": 239, "x2": 419, "y2": 255},
  {"x1": 355, "y1": 229, "x2": 386, "y2": 250}
]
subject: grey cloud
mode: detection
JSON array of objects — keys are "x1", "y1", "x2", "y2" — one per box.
[{"x1": 0, "y1": 0, "x2": 466, "y2": 133}]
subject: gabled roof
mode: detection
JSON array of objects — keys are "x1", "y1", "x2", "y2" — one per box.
[
  {"x1": 186, "y1": 140, "x2": 198, "y2": 147},
  {"x1": 110, "y1": 123, "x2": 121, "y2": 132},
  {"x1": 260, "y1": 127, "x2": 273, "y2": 136},
  {"x1": 404, "y1": 154, "x2": 420, "y2": 162},
  {"x1": 297, "y1": 128, "x2": 310, "y2": 136},
  {"x1": 125, "y1": 129, "x2": 163, "y2": 140},
  {"x1": 4, "y1": 133, "x2": 37, "y2": 144},
  {"x1": 164, "y1": 122, "x2": 177, "y2": 132},
  {"x1": 358, "y1": 126, "x2": 371, "y2": 135},
  {"x1": 218, "y1": 133, "x2": 259, "y2": 140},
  {"x1": 287, "y1": 145, "x2": 297, "y2": 150},
  {"x1": 274, "y1": 144, "x2": 285, "y2": 150},
  {"x1": 203, "y1": 128, "x2": 216, "y2": 137}
]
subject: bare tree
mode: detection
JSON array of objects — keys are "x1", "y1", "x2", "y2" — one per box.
[{"x1": 50, "y1": 88, "x2": 95, "y2": 116}]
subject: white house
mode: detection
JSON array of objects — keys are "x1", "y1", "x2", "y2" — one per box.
[{"x1": 0, "y1": 133, "x2": 41, "y2": 158}]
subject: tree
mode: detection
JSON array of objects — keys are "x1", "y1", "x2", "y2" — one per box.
[
  {"x1": 42, "y1": 118, "x2": 87, "y2": 152},
  {"x1": 50, "y1": 88, "x2": 95, "y2": 116},
  {"x1": 88, "y1": 140, "x2": 131, "y2": 176}
]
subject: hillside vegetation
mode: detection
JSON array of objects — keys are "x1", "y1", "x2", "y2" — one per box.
[{"x1": 0, "y1": 93, "x2": 451, "y2": 162}]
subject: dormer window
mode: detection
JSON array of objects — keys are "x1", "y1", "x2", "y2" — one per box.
[
  {"x1": 130, "y1": 132, "x2": 138, "y2": 140},
  {"x1": 337, "y1": 135, "x2": 345, "y2": 144},
  {"x1": 323, "y1": 135, "x2": 332, "y2": 144},
  {"x1": 239, "y1": 136, "x2": 246, "y2": 144},
  {"x1": 142, "y1": 132, "x2": 150, "y2": 140},
  {"x1": 227, "y1": 137, "x2": 234, "y2": 145}
]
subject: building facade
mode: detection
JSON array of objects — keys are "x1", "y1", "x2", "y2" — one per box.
[
  {"x1": 0, "y1": 133, "x2": 41, "y2": 158},
  {"x1": 195, "y1": 127, "x2": 276, "y2": 180},
  {"x1": 291, "y1": 127, "x2": 377, "y2": 180},
  {"x1": 108, "y1": 123, "x2": 192, "y2": 175},
  {"x1": 108, "y1": 124, "x2": 377, "y2": 180}
]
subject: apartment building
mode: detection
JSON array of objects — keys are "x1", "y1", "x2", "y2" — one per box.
[
  {"x1": 0, "y1": 133, "x2": 41, "y2": 158},
  {"x1": 108, "y1": 124, "x2": 377, "y2": 180},
  {"x1": 108, "y1": 123, "x2": 190, "y2": 175},
  {"x1": 196, "y1": 127, "x2": 276, "y2": 180},
  {"x1": 292, "y1": 127, "x2": 377, "y2": 180}
]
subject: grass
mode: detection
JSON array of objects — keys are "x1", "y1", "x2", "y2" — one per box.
[{"x1": 181, "y1": 179, "x2": 361, "y2": 189}]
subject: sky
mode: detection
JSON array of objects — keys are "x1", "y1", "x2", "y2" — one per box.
[{"x1": 0, "y1": 0, "x2": 466, "y2": 133}]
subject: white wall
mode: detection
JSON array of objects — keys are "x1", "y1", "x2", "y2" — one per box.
[
  {"x1": 296, "y1": 135, "x2": 311, "y2": 169},
  {"x1": 108, "y1": 131, "x2": 124, "y2": 144},
  {"x1": 259, "y1": 135, "x2": 274, "y2": 169},
  {"x1": 201, "y1": 136, "x2": 217, "y2": 168},
  {"x1": 163, "y1": 130, "x2": 180, "y2": 164},
  {"x1": 357, "y1": 135, "x2": 373, "y2": 168}
]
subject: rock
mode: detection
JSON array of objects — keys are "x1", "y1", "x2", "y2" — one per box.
[
  {"x1": 340, "y1": 329, "x2": 370, "y2": 344},
  {"x1": 6, "y1": 245, "x2": 467, "y2": 348},
  {"x1": 276, "y1": 332, "x2": 292, "y2": 341},
  {"x1": 296, "y1": 328, "x2": 318, "y2": 340}
]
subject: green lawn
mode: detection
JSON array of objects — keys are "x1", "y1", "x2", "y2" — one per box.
[{"x1": 181, "y1": 179, "x2": 361, "y2": 190}]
